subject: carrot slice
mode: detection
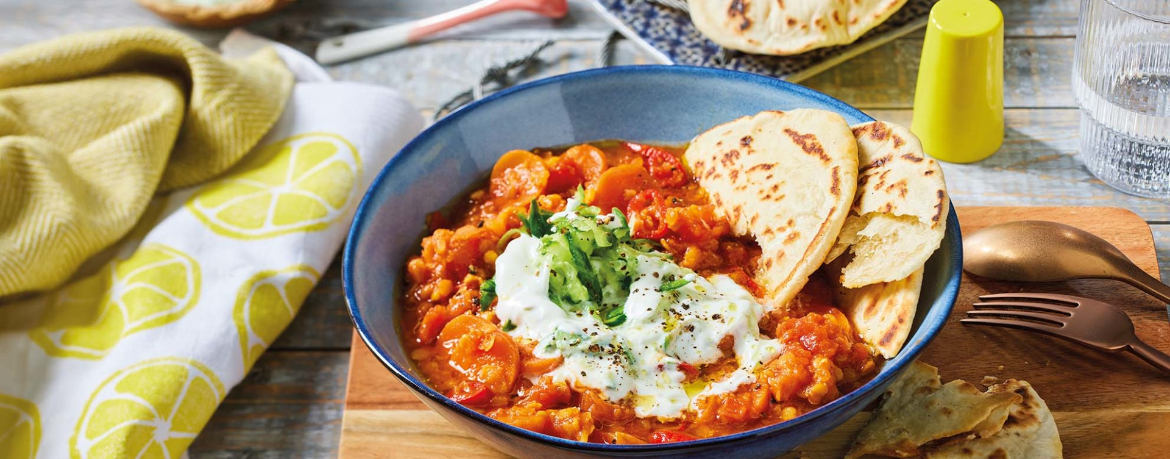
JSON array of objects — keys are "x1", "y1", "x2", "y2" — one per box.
[
  {"x1": 490, "y1": 150, "x2": 549, "y2": 203},
  {"x1": 439, "y1": 315, "x2": 520, "y2": 395},
  {"x1": 561, "y1": 145, "x2": 608, "y2": 184},
  {"x1": 588, "y1": 163, "x2": 652, "y2": 214}
]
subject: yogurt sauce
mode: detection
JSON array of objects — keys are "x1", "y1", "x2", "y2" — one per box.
[{"x1": 492, "y1": 208, "x2": 783, "y2": 419}]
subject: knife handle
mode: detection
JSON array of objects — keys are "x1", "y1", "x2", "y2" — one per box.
[{"x1": 315, "y1": 0, "x2": 568, "y2": 65}]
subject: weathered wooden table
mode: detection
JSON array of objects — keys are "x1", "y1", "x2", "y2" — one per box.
[{"x1": 2, "y1": 0, "x2": 1166, "y2": 457}]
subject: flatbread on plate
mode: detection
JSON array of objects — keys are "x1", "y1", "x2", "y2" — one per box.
[
  {"x1": 845, "y1": 361, "x2": 1022, "y2": 459},
  {"x1": 828, "y1": 120, "x2": 948, "y2": 288},
  {"x1": 688, "y1": 0, "x2": 910, "y2": 55},
  {"x1": 685, "y1": 109, "x2": 857, "y2": 311}
]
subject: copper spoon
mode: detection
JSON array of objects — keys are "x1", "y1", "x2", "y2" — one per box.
[
  {"x1": 963, "y1": 220, "x2": 1170, "y2": 304},
  {"x1": 315, "y1": 0, "x2": 569, "y2": 65}
]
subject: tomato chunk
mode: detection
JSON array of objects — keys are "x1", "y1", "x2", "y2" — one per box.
[
  {"x1": 627, "y1": 189, "x2": 669, "y2": 239},
  {"x1": 649, "y1": 430, "x2": 699, "y2": 443},
  {"x1": 626, "y1": 142, "x2": 687, "y2": 187},
  {"x1": 544, "y1": 156, "x2": 583, "y2": 193},
  {"x1": 451, "y1": 381, "x2": 493, "y2": 407}
]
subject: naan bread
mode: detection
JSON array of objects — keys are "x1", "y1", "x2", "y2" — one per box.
[
  {"x1": 827, "y1": 120, "x2": 948, "y2": 288},
  {"x1": 826, "y1": 257, "x2": 922, "y2": 358},
  {"x1": 688, "y1": 0, "x2": 909, "y2": 55},
  {"x1": 924, "y1": 380, "x2": 1063, "y2": 459},
  {"x1": 846, "y1": 361, "x2": 1022, "y2": 459},
  {"x1": 686, "y1": 109, "x2": 857, "y2": 310}
]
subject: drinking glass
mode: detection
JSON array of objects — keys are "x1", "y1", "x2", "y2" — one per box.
[{"x1": 1074, "y1": 0, "x2": 1170, "y2": 198}]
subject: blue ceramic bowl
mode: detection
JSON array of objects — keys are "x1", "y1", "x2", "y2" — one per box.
[{"x1": 343, "y1": 66, "x2": 962, "y2": 458}]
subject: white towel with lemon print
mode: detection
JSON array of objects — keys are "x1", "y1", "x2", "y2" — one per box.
[{"x1": 0, "y1": 31, "x2": 424, "y2": 459}]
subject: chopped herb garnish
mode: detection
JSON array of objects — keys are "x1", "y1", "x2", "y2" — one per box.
[
  {"x1": 612, "y1": 208, "x2": 629, "y2": 230},
  {"x1": 659, "y1": 278, "x2": 691, "y2": 292},
  {"x1": 602, "y1": 308, "x2": 627, "y2": 327},
  {"x1": 501, "y1": 320, "x2": 517, "y2": 332},
  {"x1": 479, "y1": 279, "x2": 496, "y2": 311},
  {"x1": 521, "y1": 199, "x2": 553, "y2": 237}
]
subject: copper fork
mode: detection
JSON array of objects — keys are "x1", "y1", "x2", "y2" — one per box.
[{"x1": 961, "y1": 292, "x2": 1170, "y2": 374}]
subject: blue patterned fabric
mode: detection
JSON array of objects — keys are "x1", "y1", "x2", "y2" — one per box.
[{"x1": 591, "y1": 0, "x2": 937, "y2": 81}]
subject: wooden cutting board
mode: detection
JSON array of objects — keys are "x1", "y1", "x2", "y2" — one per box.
[{"x1": 339, "y1": 207, "x2": 1170, "y2": 458}]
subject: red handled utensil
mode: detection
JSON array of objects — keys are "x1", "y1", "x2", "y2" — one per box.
[{"x1": 315, "y1": 0, "x2": 569, "y2": 65}]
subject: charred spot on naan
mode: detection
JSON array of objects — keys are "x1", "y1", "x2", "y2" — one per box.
[
  {"x1": 782, "y1": 128, "x2": 830, "y2": 163},
  {"x1": 727, "y1": 0, "x2": 752, "y2": 31}
]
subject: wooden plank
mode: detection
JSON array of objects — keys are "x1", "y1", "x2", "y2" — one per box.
[
  {"x1": 271, "y1": 261, "x2": 349, "y2": 350},
  {"x1": 338, "y1": 207, "x2": 1168, "y2": 458},
  {"x1": 189, "y1": 350, "x2": 349, "y2": 458},
  {"x1": 997, "y1": 0, "x2": 1079, "y2": 37},
  {"x1": 802, "y1": 35, "x2": 1075, "y2": 109},
  {"x1": 1157, "y1": 225, "x2": 1170, "y2": 284},
  {"x1": 319, "y1": 37, "x2": 1077, "y2": 112},
  {"x1": 347, "y1": 333, "x2": 427, "y2": 411},
  {"x1": 320, "y1": 37, "x2": 1076, "y2": 113},
  {"x1": 324, "y1": 39, "x2": 650, "y2": 112}
]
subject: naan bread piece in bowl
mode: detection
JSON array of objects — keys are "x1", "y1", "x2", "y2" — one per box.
[
  {"x1": 685, "y1": 108, "x2": 858, "y2": 310},
  {"x1": 826, "y1": 260, "x2": 923, "y2": 359},
  {"x1": 828, "y1": 120, "x2": 949, "y2": 288},
  {"x1": 824, "y1": 120, "x2": 946, "y2": 358},
  {"x1": 687, "y1": 0, "x2": 910, "y2": 55}
]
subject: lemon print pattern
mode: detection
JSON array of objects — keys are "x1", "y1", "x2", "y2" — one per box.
[
  {"x1": 187, "y1": 133, "x2": 361, "y2": 239},
  {"x1": 233, "y1": 265, "x2": 320, "y2": 369},
  {"x1": 71, "y1": 358, "x2": 224, "y2": 459},
  {"x1": 0, "y1": 394, "x2": 40, "y2": 459},
  {"x1": 30, "y1": 244, "x2": 200, "y2": 359}
]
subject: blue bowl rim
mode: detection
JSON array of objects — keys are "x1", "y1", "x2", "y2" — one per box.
[{"x1": 343, "y1": 65, "x2": 963, "y2": 452}]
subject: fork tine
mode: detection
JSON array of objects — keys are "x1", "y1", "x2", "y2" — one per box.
[
  {"x1": 972, "y1": 301, "x2": 1074, "y2": 315},
  {"x1": 979, "y1": 292, "x2": 1081, "y2": 305},
  {"x1": 960, "y1": 318, "x2": 1067, "y2": 338},
  {"x1": 965, "y1": 309, "x2": 1067, "y2": 326}
]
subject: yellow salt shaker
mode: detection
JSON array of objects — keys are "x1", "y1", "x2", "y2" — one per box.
[{"x1": 911, "y1": 0, "x2": 1004, "y2": 163}]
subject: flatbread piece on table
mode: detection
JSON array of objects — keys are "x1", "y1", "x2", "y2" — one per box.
[
  {"x1": 827, "y1": 120, "x2": 948, "y2": 288},
  {"x1": 924, "y1": 380, "x2": 1063, "y2": 459},
  {"x1": 845, "y1": 361, "x2": 1022, "y2": 459},
  {"x1": 688, "y1": 0, "x2": 910, "y2": 55},
  {"x1": 685, "y1": 109, "x2": 858, "y2": 311}
]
